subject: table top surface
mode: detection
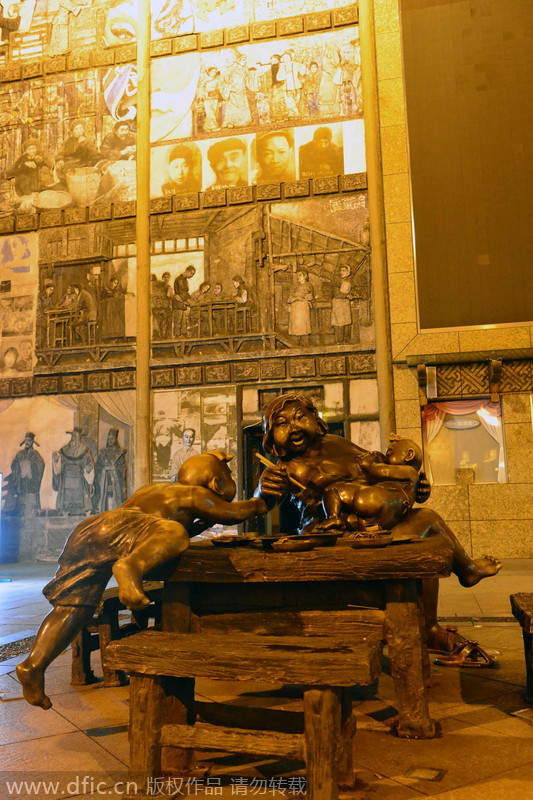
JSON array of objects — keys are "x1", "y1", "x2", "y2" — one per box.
[{"x1": 167, "y1": 535, "x2": 453, "y2": 584}]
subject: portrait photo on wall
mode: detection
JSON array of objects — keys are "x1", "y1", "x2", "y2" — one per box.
[
  {"x1": 296, "y1": 122, "x2": 344, "y2": 179},
  {"x1": 252, "y1": 129, "x2": 296, "y2": 184},
  {"x1": 199, "y1": 135, "x2": 252, "y2": 190},
  {"x1": 151, "y1": 142, "x2": 202, "y2": 197},
  {"x1": 152, "y1": 387, "x2": 237, "y2": 488}
]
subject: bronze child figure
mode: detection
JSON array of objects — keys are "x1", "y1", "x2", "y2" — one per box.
[
  {"x1": 318, "y1": 434, "x2": 423, "y2": 532},
  {"x1": 17, "y1": 451, "x2": 267, "y2": 710}
]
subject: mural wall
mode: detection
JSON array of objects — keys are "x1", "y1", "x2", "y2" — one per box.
[{"x1": 0, "y1": 1, "x2": 381, "y2": 561}]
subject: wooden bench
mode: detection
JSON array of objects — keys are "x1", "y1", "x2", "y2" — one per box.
[
  {"x1": 105, "y1": 625, "x2": 383, "y2": 799},
  {"x1": 71, "y1": 582, "x2": 162, "y2": 688},
  {"x1": 510, "y1": 592, "x2": 533, "y2": 704}
]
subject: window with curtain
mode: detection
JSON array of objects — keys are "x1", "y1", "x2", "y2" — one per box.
[{"x1": 422, "y1": 399, "x2": 506, "y2": 486}]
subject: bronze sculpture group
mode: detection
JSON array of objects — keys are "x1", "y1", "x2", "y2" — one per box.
[{"x1": 17, "y1": 394, "x2": 500, "y2": 709}]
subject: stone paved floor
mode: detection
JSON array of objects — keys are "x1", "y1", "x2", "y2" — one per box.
[{"x1": 1, "y1": 561, "x2": 533, "y2": 799}]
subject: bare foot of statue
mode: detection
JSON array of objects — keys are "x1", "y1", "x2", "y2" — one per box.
[
  {"x1": 316, "y1": 516, "x2": 344, "y2": 531},
  {"x1": 457, "y1": 555, "x2": 502, "y2": 588},
  {"x1": 112, "y1": 560, "x2": 151, "y2": 610},
  {"x1": 16, "y1": 660, "x2": 52, "y2": 709}
]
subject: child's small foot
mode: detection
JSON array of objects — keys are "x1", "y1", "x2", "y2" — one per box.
[
  {"x1": 317, "y1": 516, "x2": 344, "y2": 531},
  {"x1": 16, "y1": 660, "x2": 52, "y2": 709},
  {"x1": 112, "y1": 560, "x2": 151, "y2": 610},
  {"x1": 458, "y1": 555, "x2": 502, "y2": 587}
]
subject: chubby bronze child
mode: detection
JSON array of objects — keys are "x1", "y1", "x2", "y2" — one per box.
[{"x1": 17, "y1": 451, "x2": 267, "y2": 709}]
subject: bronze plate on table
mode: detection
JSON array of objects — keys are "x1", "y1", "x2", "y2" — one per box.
[{"x1": 210, "y1": 535, "x2": 255, "y2": 548}]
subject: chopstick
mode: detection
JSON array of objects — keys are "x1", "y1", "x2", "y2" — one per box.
[{"x1": 254, "y1": 452, "x2": 307, "y2": 491}]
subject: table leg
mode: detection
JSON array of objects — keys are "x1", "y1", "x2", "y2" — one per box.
[
  {"x1": 522, "y1": 630, "x2": 533, "y2": 704},
  {"x1": 161, "y1": 584, "x2": 196, "y2": 775},
  {"x1": 304, "y1": 687, "x2": 341, "y2": 800},
  {"x1": 338, "y1": 687, "x2": 357, "y2": 788},
  {"x1": 385, "y1": 579, "x2": 436, "y2": 739}
]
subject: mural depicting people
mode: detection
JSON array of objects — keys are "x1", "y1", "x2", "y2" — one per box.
[
  {"x1": 93, "y1": 428, "x2": 128, "y2": 512},
  {"x1": 299, "y1": 126, "x2": 344, "y2": 178},
  {"x1": 0, "y1": 235, "x2": 32, "y2": 272},
  {"x1": 161, "y1": 143, "x2": 201, "y2": 196},
  {"x1": 287, "y1": 268, "x2": 314, "y2": 344},
  {"x1": 255, "y1": 130, "x2": 295, "y2": 183},
  {"x1": 151, "y1": 273, "x2": 172, "y2": 340},
  {"x1": 199, "y1": 67, "x2": 222, "y2": 132},
  {"x1": 100, "y1": 121, "x2": 136, "y2": 161},
  {"x1": 169, "y1": 428, "x2": 200, "y2": 481},
  {"x1": 302, "y1": 61, "x2": 321, "y2": 117},
  {"x1": 277, "y1": 49, "x2": 307, "y2": 118},
  {"x1": 206, "y1": 137, "x2": 248, "y2": 188},
  {"x1": 330, "y1": 263, "x2": 360, "y2": 343},
  {"x1": 0, "y1": 344, "x2": 20, "y2": 376},
  {"x1": 52, "y1": 427, "x2": 94, "y2": 516},
  {"x1": 5, "y1": 139, "x2": 54, "y2": 198},
  {"x1": 72, "y1": 283, "x2": 97, "y2": 344},
  {"x1": 36, "y1": 279, "x2": 55, "y2": 348},
  {"x1": 221, "y1": 52, "x2": 253, "y2": 128},
  {"x1": 14, "y1": 338, "x2": 33, "y2": 371},
  {"x1": 10, "y1": 431, "x2": 44, "y2": 516},
  {"x1": 261, "y1": 54, "x2": 287, "y2": 123},
  {"x1": 100, "y1": 276, "x2": 126, "y2": 340},
  {"x1": 173, "y1": 264, "x2": 195, "y2": 337},
  {"x1": 153, "y1": 409, "x2": 181, "y2": 473},
  {"x1": 55, "y1": 120, "x2": 101, "y2": 184}
]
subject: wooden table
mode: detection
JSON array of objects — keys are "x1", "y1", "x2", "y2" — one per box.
[{"x1": 160, "y1": 536, "x2": 452, "y2": 743}]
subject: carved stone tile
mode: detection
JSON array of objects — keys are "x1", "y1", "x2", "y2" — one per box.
[
  {"x1": 44, "y1": 56, "x2": 66, "y2": 73},
  {"x1": 289, "y1": 358, "x2": 316, "y2": 378},
  {"x1": 284, "y1": 180, "x2": 310, "y2": 198},
  {"x1": 307, "y1": 11, "x2": 332, "y2": 30},
  {"x1": 11, "y1": 378, "x2": 32, "y2": 396},
  {"x1": 35, "y1": 376, "x2": 59, "y2": 394},
  {"x1": 113, "y1": 371, "x2": 135, "y2": 389},
  {"x1": 334, "y1": 5, "x2": 358, "y2": 25},
  {"x1": 226, "y1": 25, "x2": 250, "y2": 44},
  {"x1": 205, "y1": 364, "x2": 231, "y2": 383},
  {"x1": 256, "y1": 183, "x2": 281, "y2": 201},
  {"x1": 61, "y1": 374, "x2": 85, "y2": 393},
  {"x1": 150, "y1": 39, "x2": 172, "y2": 57},
  {"x1": 0, "y1": 379, "x2": 10, "y2": 396},
  {"x1": 68, "y1": 52, "x2": 91, "y2": 71},
  {"x1": 0, "y1": 217, "x2": 14, "y2": 234},
  {"x1": 0, "y1": 65, "x2": 21, "y2": 82},
  {"x1": 22, "y1": 62, "x2": 43, "y2": 79},
  {"x1": 200, "y1": 30, "x2": 224, "y2": 48},
  {"x1": 500, "y1": 360, "x2": 533, "y2": 392},
  {"x1": 341, "y1": 173, "x2": 367, "y2": 192},
  {"x1": 89, "y1": 203, "x2": 112, "y2": 221},
  {"x1": 115, "y1": 44, "x2": 136, "y2": 63},
  {"x1": 150, "y1": 197, "x2": 172, "y2": 215},
  {"x1": 319, "y1": 356, "x2": 346, "y2": 376},
  {"x1": 174, "y1": 194, "x2": 200, "y2": 211},
  {"x1": 113, "y1": 201, "x2": 136, "y2": 218},
  {"x1": 15, "y1": 215, "x2": 38, "y2": 232},
  {"x1": 313, "y1": 176, "x2": 339, "y2": 194},
  {"x1": 460, "y1": 363, "x2": 488, "y2": 395},
  {"x1": 260, "y1": 360, "x2": 286, "y2": 380},
  {"x1": 151, "y1": 368, "x2": 175, "y2": 388},
  {"x1": 64, "y1": 208, "x2": 88, "y2": 225},
  {"x1": 177, "y1": 366, "x2": 203, "y2": 385},
  {"x1": 87, "y1": 372, "x2": 112, "y2": 391},
  {"x1": 251, "y1": 21, "x2": 276, "y2": 39},
  {"x1": 39, "y1": 210, "x2": 63, "y2": 228},
  {"x1": 436, "y1": 364, "x2": 462, "y2": 397},
  {"x1": 173, "y1": 34, "x2": 198, "y2": 53},
  {"x1": 233, "y1": 362, "x2": 260, "y2": 382},
  {"x1": 93, "y1": 50, "x2": 115, "y2": 67},
  {"x1": 278, "y1": 17, "x2": 304, "y2": 36},
  {"x1": 228, "y1": 186, "x2": 254, "y2": 205},
  {"x1": 348, "y1": 354, "x2": 376, "y2": 374},
  {"x1": 203, "y1": 189, "x2": 226, "y2": 207}
]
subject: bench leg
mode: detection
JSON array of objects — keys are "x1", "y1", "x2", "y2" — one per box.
[
  {"x1": 99, "y1": 613, "x2": 128, "y2": 688},
  {"x1": 71, "y1": 627, "x2": 98, "y2": 686},
  {"x1": 338, "y1": 687, "x2": 357, "y2": 788},
  {"x1": 303, "y1": 687, "x2": 341, "y2": 800},
  {"x1": 385, "y1": 579, "x2": 436, "y2": 739},
  {"x1": 129, "y1": 673, "x2": 164, "y2": 790},
  {"x1": 522, "y1": 630, "x2": 533, "y2": 705}
]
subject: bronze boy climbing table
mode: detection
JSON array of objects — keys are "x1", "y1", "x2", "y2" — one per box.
[{"x1": 158, "y1": 535, "x2": 452, "y2": 745}]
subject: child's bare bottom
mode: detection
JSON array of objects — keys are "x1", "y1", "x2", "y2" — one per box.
[
  {"x1": 112, "y1": 519, "x2": 190, "y2": 610},
  {"x1": 319, "y1": 481, "x2": 410, "y2": 532}
]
